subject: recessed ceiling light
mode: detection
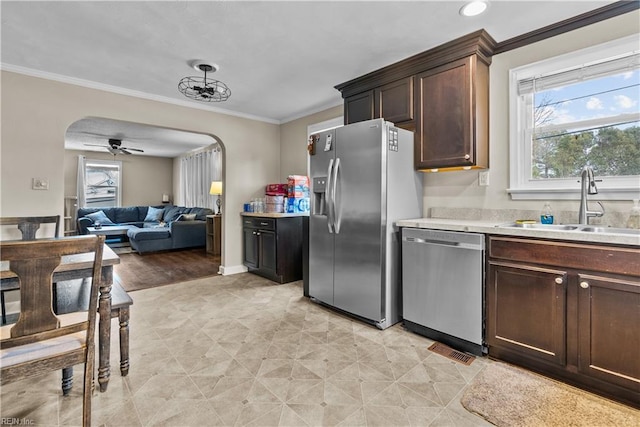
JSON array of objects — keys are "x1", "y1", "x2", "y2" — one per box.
[{"x1": 460, "y1": 1, "x2": 488, "y2": 17}]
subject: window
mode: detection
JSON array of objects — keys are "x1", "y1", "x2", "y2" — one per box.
[
  {"x1": 78, "y1": 157, "x2": 122, "y2": 208},
  {"x1": 509, "y1": 35, "x2": 640, "y2": 200}
]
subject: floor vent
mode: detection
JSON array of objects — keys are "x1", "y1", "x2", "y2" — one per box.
[{"x1": 428, "y1": 342, "x2": 475, "y2": 366}]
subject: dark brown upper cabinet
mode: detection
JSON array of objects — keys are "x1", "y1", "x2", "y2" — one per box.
[
  {"x1": 344, "y1": 90, "x2": 374, "y2": 125},
  {"x1": 344, "y1": 77, "x2": 414, "y2": 131},
  {"x1": 415, "y1": 55, "x2": 489, "y2": 170},
  {"x1": 336, "y1": 30, "x2": 496, "y2": 172},
  {"x1": 375, "y1": 76, "x2": 414, "y2": 125}
]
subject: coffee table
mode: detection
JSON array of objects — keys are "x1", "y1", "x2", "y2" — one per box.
[{"x1": 87, "y1": 225, "x2": 136, "y2": 248}]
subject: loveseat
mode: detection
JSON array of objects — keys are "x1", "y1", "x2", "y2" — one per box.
[{"x1": 77, "y1": 205, "x2": 213, "y2": 253}]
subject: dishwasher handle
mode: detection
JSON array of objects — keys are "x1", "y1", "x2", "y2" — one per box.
[{"x1": 403, "y1": 236, "x2": 484, "y2": 251}]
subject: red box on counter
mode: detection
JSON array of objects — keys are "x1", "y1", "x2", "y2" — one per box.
[
  {"x1": 287, "y1": 175, "x2": 309, "y2": 198},
  {"x1": 265, "y1": 183, "x2": 287, "y2": 196},
  {"x1": 287, "y1": 175, "x2": 309, "y2": 187}
]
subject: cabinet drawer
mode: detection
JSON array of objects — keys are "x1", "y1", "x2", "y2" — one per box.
[
  {"x1": 242, "y1": 217, "x2": 276, "y2": 230},
  {"x1": 489, "y1": 236, "x2": 640, "y2": 276}
]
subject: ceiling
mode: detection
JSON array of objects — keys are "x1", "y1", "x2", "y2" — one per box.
[
  {"x1": 1, "y1": 1, "x2": 615, "y2": 157},
  {"x1": 65, "y1": 117, "x2": 218, "y2": 158}
]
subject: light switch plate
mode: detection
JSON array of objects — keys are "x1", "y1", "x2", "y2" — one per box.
[{"x1": 32, "y1": 178, "x2": 49, "y2": 190}]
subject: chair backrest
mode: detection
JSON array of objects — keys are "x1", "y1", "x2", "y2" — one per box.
[
  {"x1": 0, "y1": 216, "x2": 61, "y2": 240},
  {"x1": 0, "y1": 235, "x2": 104, "y2": 344}
]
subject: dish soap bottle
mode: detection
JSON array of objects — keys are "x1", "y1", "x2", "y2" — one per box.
[
  {"x1": 626, "y1": 200, "x2": 640, "y2": 229},
  {"x1": 540, "y1": 202, "x2": 554, "y2": 224}
]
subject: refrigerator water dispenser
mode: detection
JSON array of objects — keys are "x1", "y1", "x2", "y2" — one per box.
[{"x1": 312, "y1": 176, "x2": 328, "y2": 216}]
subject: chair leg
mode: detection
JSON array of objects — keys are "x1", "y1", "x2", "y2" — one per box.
[
  {"x1": 1, "y1": 289, "x2": 6, "y2": 325},
  {"x1": 62, "y1": 367, "x2": 73, "y2": 395},
  {"x1": 119, "y1": 307, "x2": 130, "y2": 376},
  {"x1": 82, "y1": 347, "x2": 95, "y2": 427}
]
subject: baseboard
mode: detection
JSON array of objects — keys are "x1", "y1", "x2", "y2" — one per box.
[{"x1": 219, "y1": 264, "x2": 248, "y2": 276}]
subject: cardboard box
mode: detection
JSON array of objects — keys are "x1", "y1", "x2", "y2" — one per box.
[
  {"x1": 286, "y1": 197, "x2": 310, "y2": 213},
  {"x1": 287, "y1": 175, "x2": 309, "y2": 187},
  {"x1": 265, "y1": 183, "x2": 288, "y2": 195},
  {"x1": 288, "y1": 185, "x2": 310, "y2": 198}
]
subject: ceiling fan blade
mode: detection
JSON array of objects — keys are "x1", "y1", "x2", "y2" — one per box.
[
  {"x1": 84, "y1": 143, "x2": 108, "y2": 147},
  {"x1": 121, "y1": 149, "x2": 132, "y2": 155},
  {"x1": 122, "y1": 147, "x2": 144, "y2": 152}
]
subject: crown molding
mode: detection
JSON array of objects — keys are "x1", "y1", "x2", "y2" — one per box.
[
  {"x1": 494, "y1": 1, "x2": 640, "y2": 54},
  {"x1": 280, "y1": 99, "x2": 344, "y2": 124},
  {"x1": 0, "y1": 63, "x2": 281, "y2": 125}
]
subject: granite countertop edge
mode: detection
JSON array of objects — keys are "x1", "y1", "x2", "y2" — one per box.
[{"x1": 396, "y1": 218, "x2": 640, "y2": 247}]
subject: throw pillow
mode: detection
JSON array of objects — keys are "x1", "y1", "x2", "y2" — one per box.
[
  {"x1": 144, "y1": 206, "x2": 164, "y2": 222},
  {"x1": 85, "y1": 210, "x2": 114, "y2": 225},
  {"x1": 178, "y1": 213, "x2": 197, "y2": 221}
]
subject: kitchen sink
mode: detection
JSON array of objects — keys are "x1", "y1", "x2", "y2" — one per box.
[
  {"x1": 574, "y1": 226, "x2": 640, "y2": 235},
  {"x1": 498, "y1": 223, "x2": 640, "y2": 235},
  {"x1": 499, "y1": 223, "x2": 579, "y2": 231}
]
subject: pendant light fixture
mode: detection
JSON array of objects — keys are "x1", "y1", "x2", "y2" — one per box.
[{"x1": 178, "y1": 60, "x2": 231, "y2": 102}]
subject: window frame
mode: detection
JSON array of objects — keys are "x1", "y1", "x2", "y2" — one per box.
[
  {"x1": 508, "y1": 34, "x2": 640, "y2": 201},
  {"x1": 83, "y1": 158, "x2": 122, "y2": 208}
]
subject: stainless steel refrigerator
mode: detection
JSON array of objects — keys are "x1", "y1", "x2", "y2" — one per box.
[{"x1": 308, "y1": 118, "x2": 422, "y2": 329}]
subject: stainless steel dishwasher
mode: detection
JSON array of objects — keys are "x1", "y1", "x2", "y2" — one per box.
[{"x1": 402, "y1": 228, "x2": 485, "y2": 355}]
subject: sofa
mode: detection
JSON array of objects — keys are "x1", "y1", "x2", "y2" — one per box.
[{"x1": 77, "y1": 205, "x2": 214, "y2": 253}]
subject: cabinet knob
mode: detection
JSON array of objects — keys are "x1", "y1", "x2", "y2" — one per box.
[
  {"x1": 580, "y1": 281, "x2": 589, "y2": 289},
  {"x1": 555, "y1": 277, "x2": 563, "y2": 285},
  {"x1": 256, "y1": 232, "x2": 261, "y2": 236},
  {"x1": 464, "y1": 154, "x2": 470, "y2": 160},
  {"x1": 252, "y1": 231, "x2": 256, "y2": 235}
]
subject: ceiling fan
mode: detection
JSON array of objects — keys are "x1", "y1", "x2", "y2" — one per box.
[{"x1": 84, "y1": 138, "x2": 144, "y2": 155}]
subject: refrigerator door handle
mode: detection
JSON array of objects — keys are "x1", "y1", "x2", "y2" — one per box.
[
  {"x1": 332, "y1": 157, "x2": 341, "y2": 234},
  {"x1": 326, "y1": 158, "x2": 335, "y2": 233}
]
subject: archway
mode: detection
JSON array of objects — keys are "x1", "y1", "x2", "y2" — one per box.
[{"x1": 64, "y1": 116, "x2": 226, "y2": 266}]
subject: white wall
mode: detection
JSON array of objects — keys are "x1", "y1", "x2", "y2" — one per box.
[
  {"x1": 279, "y1": 105, "x2": 343, "y2": 181},
  {"x1": 0, "y1": 71, "x2": 281, "y2": 270}
]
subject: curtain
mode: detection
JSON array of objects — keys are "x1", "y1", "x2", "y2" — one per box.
[
  {"x1": 180, "y1": 147, "x2": 221, "y2": 209},
  {"x1": 77, "y1": 155, "x2": 86, "y2": 208}
]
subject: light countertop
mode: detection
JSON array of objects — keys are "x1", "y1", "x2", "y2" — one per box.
[
  {"x1": 241, "y1": 212, "x2": 309, "y2": 218},
  {"x1": 396, "y1": 218, "x2": 640, "y2": 247}
]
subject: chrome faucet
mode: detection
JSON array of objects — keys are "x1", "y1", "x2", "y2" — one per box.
[{"x1": 578, "y1": 166, "x2": 605, "y2": 224}]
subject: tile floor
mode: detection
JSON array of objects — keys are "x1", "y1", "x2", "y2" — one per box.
[{"x1": 1, "y1": 273, "x2": 494, "y2": 426}]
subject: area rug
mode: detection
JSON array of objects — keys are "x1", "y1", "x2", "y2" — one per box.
[{"x1": 460, "y1": 361, "x2": 640, "y2": 427}]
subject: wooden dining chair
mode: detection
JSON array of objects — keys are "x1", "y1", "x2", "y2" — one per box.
[
  {"x1": 0, "y1": 235, "x2": 105, "y2": 427},
  {"x1": 0, "y1": 215, "x2": 61, "y2": 324}
]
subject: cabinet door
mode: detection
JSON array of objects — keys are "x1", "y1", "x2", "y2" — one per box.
[
  {"x1": 415, "y1": 56, "x2": 473, "y2": 169},
  {"x1": 487, "y1": 261, "x2": 567, "y2": 366},
  {"x1": 374, "y1": 76, "x2": 414, "y2": 124},
  {"x1": 577, "y1": 274, "x2": 640, "y2": 392},
  {"x1": 344, "y1": 91, "x2": 374, "y2": 125},
  {"x1": 243, "y1": 227, "x2": 258, "y2": 269},
  {"x1": 258, "y1": 230, "x2": 277, "y2": 274}
]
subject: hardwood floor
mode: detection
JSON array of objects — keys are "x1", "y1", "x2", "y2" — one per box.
[{"x1": 113, "y1": 247, "x2": 221, "y2": 292}]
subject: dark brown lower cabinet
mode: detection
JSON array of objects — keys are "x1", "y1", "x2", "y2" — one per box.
[
  {"x1": 577, "y1": 274, "x2": 640, "y2": 392},
  {"x1": 242, "y1": 215, "x2": 303, "y2": 284},
  {"x1": 487, "y1": 236, "x2": 640, "y2": 408},
  {"x1": 487, "y1": 262, "x2": 567, "y2": 366}
]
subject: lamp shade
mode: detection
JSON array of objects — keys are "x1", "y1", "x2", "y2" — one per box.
[{"x1": 209, "y1": 181, "x2": 223, "y2": 195}]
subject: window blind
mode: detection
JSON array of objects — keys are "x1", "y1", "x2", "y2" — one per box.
[{"x1": 518, "y1": 52, "x2": 640, "y2": 95}]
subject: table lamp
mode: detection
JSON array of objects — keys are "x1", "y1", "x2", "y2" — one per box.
[{"x1": 209, "y1": 181, "x2": 223, "y2": 215}]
